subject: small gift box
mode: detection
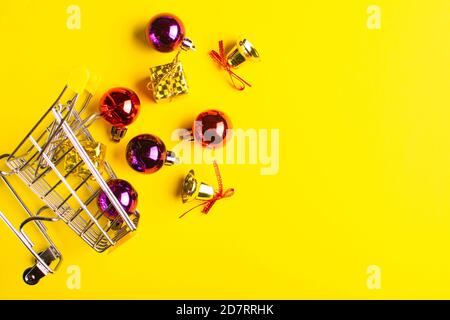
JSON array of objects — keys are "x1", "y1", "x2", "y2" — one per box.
[
  {"x1": 148, "y1": 61, "x2": 189, "y2": 102},
  {"x1": 64, "y1": 140, "x2": 106, "y2": 180}
]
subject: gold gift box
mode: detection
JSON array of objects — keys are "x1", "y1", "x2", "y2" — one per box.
[
  {"x1": 148, "y1": 62, "x2": 188, "y2": 102},
  {"x1": 64, "y1": 140, "x2": 106, "y2": 180}
]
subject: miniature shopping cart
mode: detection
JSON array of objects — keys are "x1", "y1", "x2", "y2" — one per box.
[{"x1": 0, "y1": 69, "x2": 140, "y2": 285}]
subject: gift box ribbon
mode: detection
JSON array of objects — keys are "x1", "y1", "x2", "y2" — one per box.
[{"x1": 148, "y1": 52, "x2": 185, "y2": 99}]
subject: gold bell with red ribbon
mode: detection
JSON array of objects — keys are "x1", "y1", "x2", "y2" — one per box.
[
  {"x1": 179, "y1": 161, "x2": 234, "y2": 218},
  {"x1": 226, "y1": 38, "x2": 260, "y2": 68},
  {"x1": 209, "y1": 38, "x2": 260, "y2": 90},
  {"x1": 181, "y1": 170, "x2": 215, "y2": 203}
]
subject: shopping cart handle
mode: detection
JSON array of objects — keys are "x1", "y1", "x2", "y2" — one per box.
[
  {"x1": 67, "y1": 67, "x2": 90, "y2": 94},
  {"x1": 85, "y1": 72, "x2": 101, "y2": 95}
]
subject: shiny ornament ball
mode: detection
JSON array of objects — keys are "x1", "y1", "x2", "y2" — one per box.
[
  {"x1": 97, "y1": 179, "x2": 138, "y2": 221},
  {"x1": 147, "y1": 13, "x2": 185, "y2": 52},
  {"x1": 126, "y1": 134, "x2": 167, "y2": 174},
  {"x1": 99, "y1": 87, "x2": 140, "y2": 127},
  {"x1": 193, "y1": 110, "x2": 231, "y2": 148}
]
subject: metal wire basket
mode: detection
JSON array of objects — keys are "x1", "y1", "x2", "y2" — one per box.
[{"x1": 0, "y1": 69, "x2": 140, "y2": 285}]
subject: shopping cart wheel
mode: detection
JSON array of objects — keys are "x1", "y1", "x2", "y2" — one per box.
[
  {"x1": 22, "y1": 248, "x2": 58, "y2": 285},
  {"x1": 23, "y1": 266, "x2": 45, "y2": 285}
]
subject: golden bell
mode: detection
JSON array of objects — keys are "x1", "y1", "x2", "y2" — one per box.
[
  {"x1": 181, "y1": 170, "x2": 215, "y2": 203},
  {"x1": 226, "y1": 38, "x2": 260, "y2": 68}
]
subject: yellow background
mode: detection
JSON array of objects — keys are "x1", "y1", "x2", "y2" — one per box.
[{"x1": 1, "y1": 0, "x2": 450, "y2": 299}]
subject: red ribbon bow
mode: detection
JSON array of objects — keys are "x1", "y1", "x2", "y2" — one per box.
[
  {"x1": 179, "y1": 161, "x2": 234, "y2": 218},
  {"x1": 209, "y1": 40, "x2": 252, "y2": 91}
]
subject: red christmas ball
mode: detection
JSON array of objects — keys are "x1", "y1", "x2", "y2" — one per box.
[
  {"x1": 99, "y1": 87, "x2": 140, "y2": 127},
  {"x1": 193, "y1": 110, "x2": 232, "y2": 148},
  {"x1": 147, "y1": 13, "x2": 185, "y2": 52}
]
